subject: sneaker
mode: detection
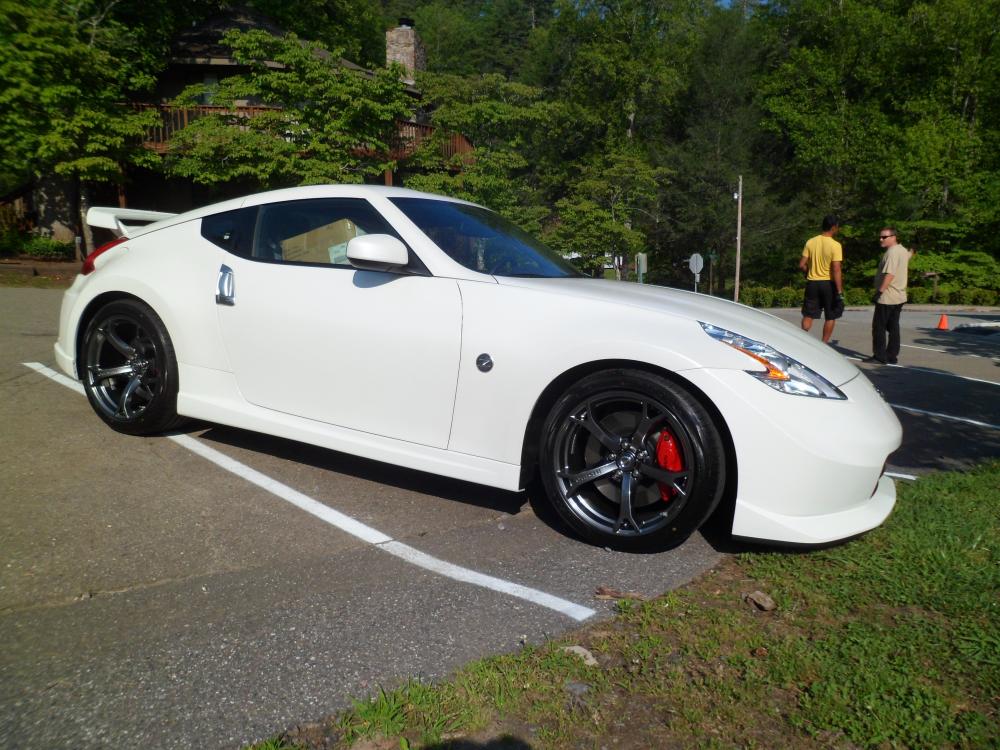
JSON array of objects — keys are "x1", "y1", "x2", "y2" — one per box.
[
  {"x1": 864, "y1": 356, "x2": 887, "y2": 365},
  {"x1": 887, "y1": 357, "x2": 898, "y2": 364}
]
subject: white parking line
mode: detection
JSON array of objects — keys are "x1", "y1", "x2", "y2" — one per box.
[
  {"x1": 847, "y1": 356, "x2": 1000, "y2": 387},
  {"x1": 901, "y1": 343, "x2": 949, "y2": 354},
  {"x1": 889, "y1": 403, "x2": 1000, "y2": 431},
  {"x1": 23, "y1": 362, "x2": 596, "y2": 622}
]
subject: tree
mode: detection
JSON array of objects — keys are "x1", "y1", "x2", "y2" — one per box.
[
  {"x1": 656, "y1": 6, "x2": 803, "y2": 291},
  {"x1": 403, "y1": 73, "x2": 554, "y2": 227},
  {"x1": 758, "y1": 0, "x2": 1000, "y2": 262},
  {"x1": 250, "y1": 0, "x2": 386, "y2": 66},
  {"x1": 0, "y1": 0, "x2": 169, "y2": 247},
  {"x1": 546, "y1": 149, "x2": 669, "y2": 276},
  {"x1": 165, "y1": 30, "x2": 414, "y2": 188}
]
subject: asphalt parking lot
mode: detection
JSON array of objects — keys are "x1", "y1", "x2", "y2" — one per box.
[{"x1": 2, "y1": 287, "x2": 998, "y2": 749}]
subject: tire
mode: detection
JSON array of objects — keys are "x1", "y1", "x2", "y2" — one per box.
[
  {"x1": 539, "y1": 369, "x2": 726, "y2": 551},
  {"x1": 81, "y1": 298, "x2": 184, "y2": 435}
]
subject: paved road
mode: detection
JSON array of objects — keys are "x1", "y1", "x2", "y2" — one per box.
[{"x1": 1, "y1": 288, "x2": 997, "y2": 748}]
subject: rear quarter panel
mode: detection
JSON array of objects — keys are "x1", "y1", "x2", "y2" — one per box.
[{"x1": 71, "y1": 220, "x2": 230, "y2": 375}]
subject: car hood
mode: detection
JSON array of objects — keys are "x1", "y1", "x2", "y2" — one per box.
[{"x1": 495, "y1": 277, "x2": 860, "y2": 386}]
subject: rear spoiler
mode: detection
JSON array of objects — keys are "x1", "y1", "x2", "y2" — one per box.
[{"x1": 86, "y1": 207, "x2": 177, "y2": 238}]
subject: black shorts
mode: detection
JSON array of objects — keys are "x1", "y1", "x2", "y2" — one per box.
[{"x1": 802, "y1": 280, "x2": 842, "y2": 320}]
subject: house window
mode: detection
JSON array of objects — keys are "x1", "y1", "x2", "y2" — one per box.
[{"x1": 201, "y1": 74, "x2": 218, "y2": 105}]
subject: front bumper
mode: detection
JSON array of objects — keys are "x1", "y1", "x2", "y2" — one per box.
[
  {"x1": 681, "y1": 368, "x2": 902, "y2": 545},
  {"x1": 732, "y1": 473, "x2": 896, "y2": 545}
]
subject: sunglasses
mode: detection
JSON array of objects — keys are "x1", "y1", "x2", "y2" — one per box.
[{"x1": 879, "y1": 234, "x2": 895, "y2": 240}]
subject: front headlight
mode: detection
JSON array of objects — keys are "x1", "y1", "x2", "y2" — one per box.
[{"x1": 700, "y1": 322, "x2": 846, "y2": 399}]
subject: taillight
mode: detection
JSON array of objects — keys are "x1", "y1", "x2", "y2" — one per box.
[{"x1": 82, "y1": 236, "x2": 127, "y2": 275}]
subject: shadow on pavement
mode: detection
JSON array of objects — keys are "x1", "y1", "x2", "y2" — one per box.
[
  {"x1": 424, "y1": 737, "x2": 534, "y2": 750},
  {"x1": 911, "y1": 328, "x2": 1000, "y2": 364},
  {"x1": 192, "y1": 423, "x2": 529, "y2": 516},
  {"x1": 889, "y1": 411, "x2": 1000, "y2": 471}
]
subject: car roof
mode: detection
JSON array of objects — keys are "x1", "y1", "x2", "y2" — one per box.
[{"x1": 129, "y1": 185, "x2": 478, "y2": 238}]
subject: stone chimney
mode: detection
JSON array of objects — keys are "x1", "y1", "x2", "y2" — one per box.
[{"x1": 386, "y1": 17, "x2": 426, "y2": 84}]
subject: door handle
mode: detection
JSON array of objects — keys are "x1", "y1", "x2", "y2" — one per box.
[{"x1": 216, "y1": 264, "x2": 235, "y2": 306}]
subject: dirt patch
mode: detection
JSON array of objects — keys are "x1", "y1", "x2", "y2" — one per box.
[{"x1": 0, "y1": 258, "x2": 78, "y2": 287}]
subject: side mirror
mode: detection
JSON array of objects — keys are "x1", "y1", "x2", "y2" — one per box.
[{"x1": 346, "y1": 234, "x2": 409, "y2": 272}]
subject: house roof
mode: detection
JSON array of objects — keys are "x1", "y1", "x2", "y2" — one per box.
[
  {"x1": 168, "y1": 5, "x2": 419, "y2": 93},
  {"x1": 170, "y1": 6, "x2": 285, "y2": 64}
]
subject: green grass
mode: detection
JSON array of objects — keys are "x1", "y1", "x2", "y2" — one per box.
[{"x1": 250, "y1": 462, "x2": 1000, "y2": 749}]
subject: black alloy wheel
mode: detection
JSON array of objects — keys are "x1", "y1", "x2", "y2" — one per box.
[
  {"x1": 540, "y1": 369, "x2": 726, "y2": 550},
  {"x1": 82, "y1": 299, "x2": 183, "y2": 435}
]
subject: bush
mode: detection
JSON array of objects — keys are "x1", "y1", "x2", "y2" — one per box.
[
  {"x1": 0, "y1": 229, "x2": 23, "y2": 257},
  {"x1": 933, "y1": 283, "x2": 958, "y2": 304},
  {"x1": 971, "y1": 288, "x2": 998, "y2": 305},
  {"x1": 844, "y1": 287, "x2": 869, "y2": 306},
  {"x1": 907, "y1": 286, "x2": 932, "y2": 304},
  {"x1": 739, "y1": 286, "x2": 774, "y2": 308},
  {"x1": 22, "y1": 236, "x2": 74, "y2": 261},
  {"x1": 949, "y1": 288, "x2": 977, "y2": 305},
  {"x1": 773, "y1": 286, "x2": 800, "y2": 308}
]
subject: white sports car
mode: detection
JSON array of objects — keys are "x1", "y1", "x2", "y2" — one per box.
[{"x1": 55, "y1": 185, "x2": 901, "y2": 550}]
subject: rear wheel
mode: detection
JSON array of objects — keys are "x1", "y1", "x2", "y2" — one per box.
[
  {"x1": 81, "y1": 299, "x2": 183, "y2": 435},
  {"x1": 539, "y1": 369, "x2": 726, "y2": 550}
]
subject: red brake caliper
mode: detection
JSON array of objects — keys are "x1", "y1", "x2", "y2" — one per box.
[{"x1": 655, "y1": 428, "x2": 684, "y2": 502}]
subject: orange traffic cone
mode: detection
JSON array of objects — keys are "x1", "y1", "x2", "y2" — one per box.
[{"x1": 936, "y1": 314, "x2": 949, "y2": 330}]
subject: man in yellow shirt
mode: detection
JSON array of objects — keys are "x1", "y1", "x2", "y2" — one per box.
[{"x1": 798, "y1": 215, "x2": 844, "y2": 343}]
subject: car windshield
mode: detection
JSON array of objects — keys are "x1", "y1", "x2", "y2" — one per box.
[{"x1": 389, "y1": 198, "x2": 582, "y2": 278}]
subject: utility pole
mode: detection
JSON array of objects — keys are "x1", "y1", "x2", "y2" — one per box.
[{"x1": 733, "y1": 175, "x2": 743, "y2": 302}]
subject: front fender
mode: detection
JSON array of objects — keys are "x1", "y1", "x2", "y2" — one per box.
[{"x1": 447, "y1": 280, "x2": 733, "y2": 465}]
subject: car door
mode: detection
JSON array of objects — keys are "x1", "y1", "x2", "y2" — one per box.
[{"x1": 212, "y1": 197, "x2": 463, "y2": 449}]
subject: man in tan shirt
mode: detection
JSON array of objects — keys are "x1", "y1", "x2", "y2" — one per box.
[
  {"x1": 867, "y1": 227, "x2": 912, "y2": 364},
  {"x1": 799, "y1": 215, "x2": 844, "y2": 343}
]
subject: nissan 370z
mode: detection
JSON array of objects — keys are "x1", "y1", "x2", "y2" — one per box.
[{"x1": 55, "y1": 185, "x2": 902, "y2": 551}]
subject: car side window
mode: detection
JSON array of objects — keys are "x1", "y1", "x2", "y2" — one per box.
[
  {"x1": 200, "y1": 207, "x2": 257, "y2": 257},
  {"x1": 253, "y1": 199, "x2": 406, "y2": 268}
]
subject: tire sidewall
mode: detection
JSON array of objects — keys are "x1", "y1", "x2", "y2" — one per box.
[
  {"x1": 82, "y1": 299, "x2": 180, "y2": 435},
  {"x1": 539, "y1": 369, "x2": 726, "y2": 551}
]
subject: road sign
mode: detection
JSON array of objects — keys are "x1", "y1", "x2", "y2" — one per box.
[{"x1": 689, "y1": 253, "x2": 704, "y2": 274}]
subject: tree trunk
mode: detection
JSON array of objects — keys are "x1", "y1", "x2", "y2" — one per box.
[{"x1": 78, "y1": 177, "x2": 95, "y2": 255}]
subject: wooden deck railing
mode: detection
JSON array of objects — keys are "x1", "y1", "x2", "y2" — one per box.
[{"x1": 133, "y1": 104, "x2": 473, "y2": 162}]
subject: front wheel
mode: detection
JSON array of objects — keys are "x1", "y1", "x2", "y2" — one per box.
[
  {"x1": 81, "y1": 298, "x2": 184, "y2": 435},
  {"x1": 539, "y1": 369, "x2": 726, "y2": 550}
]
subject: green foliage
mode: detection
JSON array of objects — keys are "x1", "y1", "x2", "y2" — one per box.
[
  {"x1": 165, "y1": 30, "x2": 413, "y2": 188},
  {"x1": 0, "y1": 229, "x2": 21, "y2": 257},
  {"x1": 771, "y1": 286, "x2": 799, "y2": 308},
  {"x1": 738, "y1": 286, "x2": 774, "y2": 308},
  {"x1": 0, "y1": 230, "x2": 73, "y2": 259},
  {"x1": 844, "y1": 287, "x2": 869, "y2": 306},
  {"x1": 251, "y1": 0, "x2": 384, "y2": 66},
  {"x1": 758, "y1": 0, "x2": 1000, "y2": 259},
  {"x1": 22, "y1": 235, "x2": 74, "y2": 260},
  {"x1": 908, "y1": 249, "x2": 1000, "y2": 291},
  {"x1": 6, "y1": 0, "x2": 998, "y2": 294},
  {"x1": 242, "y1": 739, "x2": 301, "y2": 750},
  {"x1": 404, "y1": 73, "x2": 554, "y2": 225},
  {"x1": 0, "y1": 0, "x2": 164, "y2": 193}
]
